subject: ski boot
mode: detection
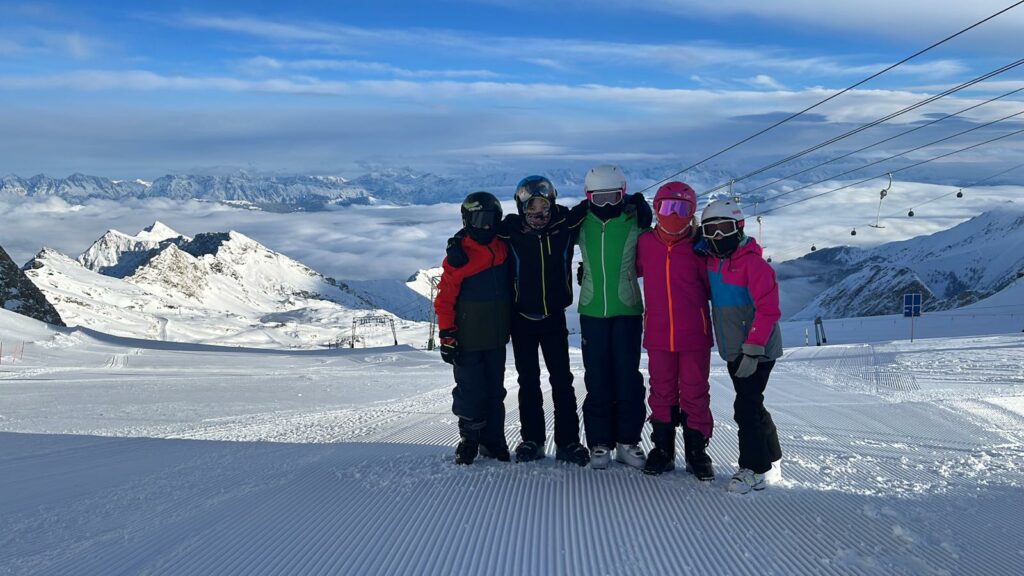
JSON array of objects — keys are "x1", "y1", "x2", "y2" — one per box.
[
  {"x1": 479, "y1": 444, "x2": 511, "y2": 462},
  {"x1": 589, "y1": 445, "x2": 612, "y2": 469},
  {"x1": 614, "y1": 443, "x2": 646, "y2": 469},
  {"x1": 454, "y1": 434, "x2": 479, "y2": 465},
  {"x1": 555, "y1": 442, "x2": 591, "y2": 467},
  {"x1": 682, "y1": 427, "x2": 715, "y2": 481},
  {"x1": 514, "y1": 440, "x2": 545, "y2": 463},
  {"x1": 643, "y1": 421, "x2": 676, "y2": 476}
]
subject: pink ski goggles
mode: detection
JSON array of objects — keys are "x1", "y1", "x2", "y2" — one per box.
[{"x1": 656, "y1": 198, "x2": 695, "y2": 218}]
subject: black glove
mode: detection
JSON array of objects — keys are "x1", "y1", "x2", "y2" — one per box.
[
  {"x1": 734, "y1": 343, "x2": 765, "y2": 378},
  {"x1": 625, "y1": 193, "x2": 653, "y2": 228},
  {"x1": 445, "y1": 230, "x2": 469, "y2": 268},
  {"x1": 576, "y1": 262, "x2": 585, "y2": 286},
  {"x1": 567, "y1": 199, "x2": 589, "y2": 227},
  {"x1": 439, "y1": 328, "x2": 460, "y2": 365}
]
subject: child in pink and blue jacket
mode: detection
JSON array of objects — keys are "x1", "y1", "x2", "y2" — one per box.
[
  {"x1": 635, "y1": 182, "x2": 716, "y2": 480},
  {"x1": 696, "y1": 198, "x2": 783, "y2": 494}
]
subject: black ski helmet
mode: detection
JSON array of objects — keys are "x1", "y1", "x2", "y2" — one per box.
[
  {"x1": 461, "y1": 191, "x2": 502, "y2": 243},
  {"x1": 514, "y1": 175, "x2": 557, "y2": 215}
]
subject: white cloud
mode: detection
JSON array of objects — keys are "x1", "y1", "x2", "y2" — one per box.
[
  {"x1": 450, "y1": 141, "x2": 569, "y2": 157},
  {"x1": 171, "y1": 14, "x2": 969, "y2": 81},
  {"x1": 0, "y1": 68, "x2": 971, "y2": 123},
  {"x1": 0, "y1": 28, "x2": 106, "y2": 60},
  {"x1": 2, "y1": 183, "x2": 1020, "y2": 284},
  {"x1": 239, "y1": 56, "x2": 499, "y2": 79},
  {"x1": 741, "y1": 74, "x2": 786, "y2": 90}
]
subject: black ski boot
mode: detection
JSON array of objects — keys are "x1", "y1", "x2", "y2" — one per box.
[
  {"x1": 514, "y1": 440, "x2": 544, "y2": 463},
  {"x1": 555, "y1": 442, "x2": 591, "y2": 467},
  {"x1": 455, "y1": 427, "x2": 480, "y2": 465},
  {"x1": 682, "y1": 427, "x2": 715, "y2": 481},
  {"x1": 643, "y1": 421, "x2": 677, "y2": 476},
  {"x1": 479, "y1": 444, "x2": 511, "y2": 462}
]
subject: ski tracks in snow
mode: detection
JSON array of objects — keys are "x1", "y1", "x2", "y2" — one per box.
[{"x1": 2, "y1": 339, "x2": 1024, "y2": 574}]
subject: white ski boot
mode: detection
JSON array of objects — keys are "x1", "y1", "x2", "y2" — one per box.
[
  {"x1": 614, "y1": 443, "x2": 646, "y2": 469},
  {"x1": 728, "y1": 468, "x2": 766, "y2": 494},
  {"x1": 765, "y1": 459, "x2": 783, "y2": 485},
  {"x1": 590, "y1": 445, "x2": 612, "y2": 469}
]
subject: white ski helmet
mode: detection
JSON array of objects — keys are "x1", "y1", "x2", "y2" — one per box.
[
  {"x1": 700, "y1": 199, "x2": 745, "y2": 225},
  {"x1": 584, "y1": 164, "x2": 627, "y2": 195}
]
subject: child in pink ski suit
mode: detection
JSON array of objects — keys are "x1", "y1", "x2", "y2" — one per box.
[{"x1": 635, "y1": 182, "x2": 715, "y2": 479}]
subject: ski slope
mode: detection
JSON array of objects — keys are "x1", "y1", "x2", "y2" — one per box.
[{"x1": 1, "y1": 308, "x2": 1022, "y2": 575}]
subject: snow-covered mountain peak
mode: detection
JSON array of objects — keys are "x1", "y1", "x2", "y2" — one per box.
[
  {"x1": 137, "y1": 221, "x2": 184, "y2": 242},
  {"x1": 31, "y1": 246, "x2": 81, "y2": 268},
  {"x1": 405, "y1": 267, "x2": 443, "y2": 300}
]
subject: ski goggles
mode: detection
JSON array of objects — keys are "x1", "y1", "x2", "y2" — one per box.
[
  {"x1": 465, "y1": 210, "x2": 500, "y2": 229},
  {"x1": 587, "y1": 187, "x2": 624, "y2": 207},
  {"x1": 656, "y1": 198, "x2": 695, "y2": 218},
  {"x1": 515, "y1": 178, "x2": 557, "y2": 205},
  {"x1": 701, "y1": 219, "x2": 739, "y2": 239}
]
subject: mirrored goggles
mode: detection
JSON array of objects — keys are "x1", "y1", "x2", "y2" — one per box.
[
  {"x1": 701, "y1": 219, "x2": 739, "y2": 239},
  {"x1": 465, "y1": 210, "x2": 500, "y2": 229},
  {"x1": 588, "y1": 187, "x2": 624, "y2": 207},
  {"x1": 515, "y1": 179, "x2": 557, "y2": 204},
  {"x1": 656, "y1": 199, "x2": 695, "y2": 218}
]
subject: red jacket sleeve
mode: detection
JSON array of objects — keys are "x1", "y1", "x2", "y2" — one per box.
[
  {"x1": 744, "y1": 256, "x2": 782, "y2": 347},
  {"x1": 434, "y1": 257, "x2": 466, "y2": 332}
]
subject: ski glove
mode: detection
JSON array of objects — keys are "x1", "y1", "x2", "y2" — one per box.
[
  {"x1": 734, "y1": 343, "x2": 766, "y2": 378},
  {"x1": 439, "y1": 328, "x2": 460, "y2": 365},
  {"x1": 623, "y1": 193, "x2": 654, "y2": 229},
  {"x1": 576, "y1": 262, "x2": 585, "y2": 286},
  {"x1": 445, "y1": 231, "x2": 469, "y2": 268}
]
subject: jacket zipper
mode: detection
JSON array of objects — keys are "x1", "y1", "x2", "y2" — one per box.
[
  {"x1": 539, "y1": 236, "x2": 548, "y2": 317},
  {"x1": 665, "y1": 243, "x2": 675, "y2": 352},
  {"x1": 601, "y1": 220, "x2": 608, "y2": 317}
]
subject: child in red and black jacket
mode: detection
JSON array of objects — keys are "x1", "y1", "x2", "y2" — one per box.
[{"x1": 434, "y1": 191, "x2": 513, "y2": 465}]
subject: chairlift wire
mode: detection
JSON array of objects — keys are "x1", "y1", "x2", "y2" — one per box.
[
  {"x1": 762, "y1": 160, "x2": 1024, "y2": 263},
  {"x1": 753, "y1": 108, "x2": 1024, "y2": 210},
  {"x1": 638, "y1": 0, "x2": 1024, "y2": 195},
  {"x1": 701, "y1": 62, "x2": 1024, "y2": 197},
  {"x1": 896, "y1": 161, "x2": 1024, "y2": 213},
  {"x1": 738, "y1": 83, "x2": 1024, "y2": 197},
  {"x1": 757, "y1": 126, "x2": 1024, "y2": 216}
]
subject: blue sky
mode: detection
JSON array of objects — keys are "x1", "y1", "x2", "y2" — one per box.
[{"x1": 1, "y1": 0, "x2": 1023, "y2": 178}]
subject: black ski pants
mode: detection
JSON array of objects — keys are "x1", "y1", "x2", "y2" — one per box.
[
  {"x1": 452, "y1": 346, "x2": 508, "y2": 450},
  {"x1": 511, "y1": 312, "x2": 580, "y2": 448},
  {"x1": 580, "y1": 315, "x2": 646, "y2": 448},
  {"x1": 727, "y1": 358, "x2": 782, "y2": 474}
]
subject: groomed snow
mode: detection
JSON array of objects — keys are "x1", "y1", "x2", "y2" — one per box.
[{"x1": 1, "y1": 308, "x2": 1022, "y2": 575}]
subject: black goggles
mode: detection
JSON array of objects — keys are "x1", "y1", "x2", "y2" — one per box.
[
  {"x1": 465, "y1": 210, "x2": 500, "y2": 229},
  {"x1": 515, "y1": 179, "x2": 557, "y2": 204}
]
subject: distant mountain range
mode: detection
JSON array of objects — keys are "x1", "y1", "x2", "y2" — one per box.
[
  {"x1": 17, "y1": 222, "x2": 433, "y2": 348},
  {"x1": 0, "y1": 157, "x2": 939, "y2": 211},
  {"x1": 775, "y1": 201, "x2": 1024, "y2": 320}
]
